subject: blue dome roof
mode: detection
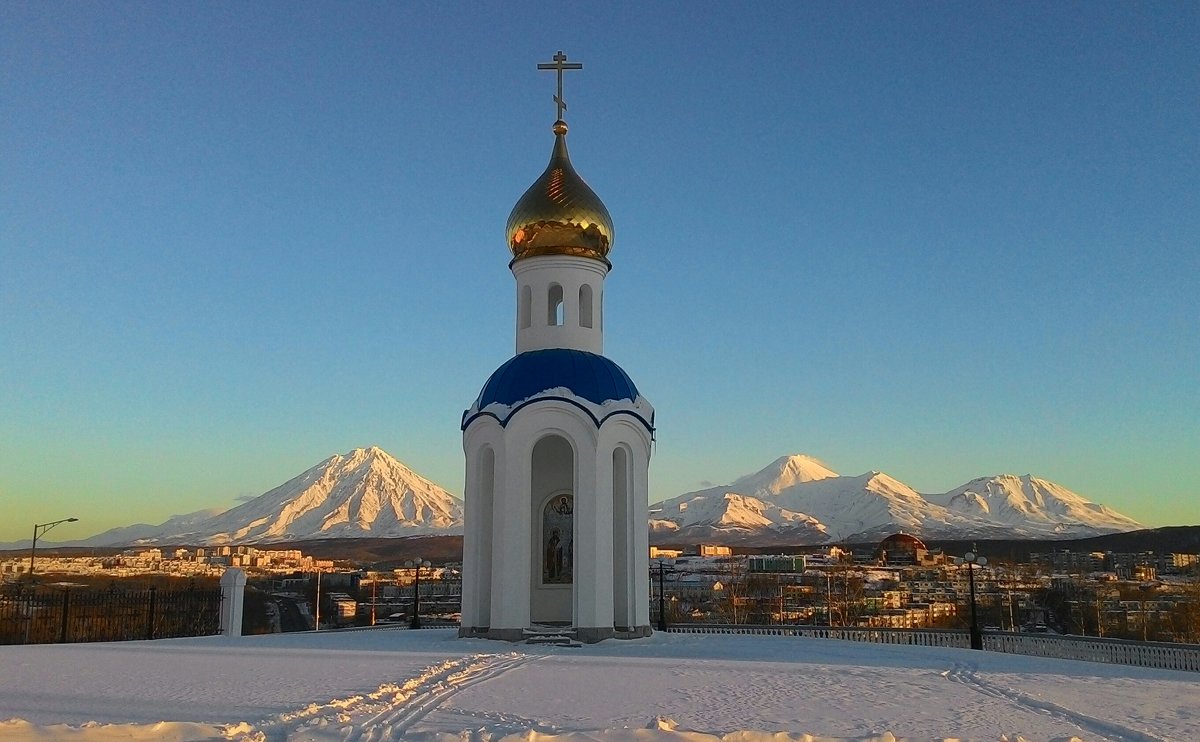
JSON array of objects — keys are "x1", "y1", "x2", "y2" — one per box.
[{"x1": 475, "y1": 349, "x2": 640, "y2": 408}]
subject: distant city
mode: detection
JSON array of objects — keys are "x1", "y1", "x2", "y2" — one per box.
[
  {"x1": 2, "y1": 545, "x2": 334, "y2": 580},
  {"x1": 6, "y1": 535, "x2": 1198, "y2": 643}
]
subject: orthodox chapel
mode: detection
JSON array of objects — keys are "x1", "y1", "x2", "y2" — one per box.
[{"x1": 459, "y1": 52, "x2": 654, "y2": 642}]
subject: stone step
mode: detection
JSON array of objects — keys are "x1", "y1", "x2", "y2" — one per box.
[
  {"x1": 522, "y1": 626, "x2": 574, "y2": 636},
  {"x1": 523, "y1": 626, "x2": 581, "y2": 647},
  {"x1": 526, "y1": 634, "x2": 582, "y2": 647}
]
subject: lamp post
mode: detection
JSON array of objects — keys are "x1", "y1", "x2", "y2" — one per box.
[
  {"x1": 405, "y1": 559, "x2": 431, "y2": 629},
  {"x1": 656, "y1": 560, "x2": 668, "y2": 631},
  {"x1": 370, "y1": 577, "x2": 377, "y2": 627},
  {"x1": 314, "y1": 569, "x2": 322, "y2": 631},
  {"x1": 28, "y1": 517, "x2": 78, "y2": 579},
  {"x1": 954, "y1": 548, "x2": 987, "y2": 650}
]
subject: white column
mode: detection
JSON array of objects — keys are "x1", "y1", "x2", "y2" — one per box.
[
  {"x1": 574, "y1": 444, "x2": 613, "y2": 631},
  {"x1": 460, "y1": 448, "x2": 480, "y2": 629},
  {"x1": 460, "y1": 443, "x2": 484, "y2": 629},
  {"x1": 491, "y1": 436, "x2": 531, "y2": 631},
  {"x1": 613, "y1": 446, "x2": 635, "y2": 629},
  {"x1": 462, "y1": 425, "x2": 503, "y2": 633},
  {"x1": 219, "y1": 568, "x2": 247, "y2": 637},
  {"x1": 632, "y1": 442, "x2": 652, "y2": 627}
]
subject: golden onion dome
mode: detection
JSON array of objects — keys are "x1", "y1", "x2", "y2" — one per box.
[{"x1": 506, "y1": 120, "x2": 613, "y2": 266}]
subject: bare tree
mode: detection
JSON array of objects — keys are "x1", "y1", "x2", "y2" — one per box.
[
  {"x1": 823, "y1": 561, "x2": 865, "y2": 627},
  {"x1": 1168, "y1": 568, "x2": 1200, "y2": 643},
  {"x1": 713, "y1": 558, "x2": 749, "y2": 625}
]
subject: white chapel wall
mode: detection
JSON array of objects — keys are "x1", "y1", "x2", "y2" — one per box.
[
  {"x1": 513, "y1": 255, "x2": 607, "y2": 354},
  {"x1": 597, "y1": 418, "x2": 653, "y2": 628}
]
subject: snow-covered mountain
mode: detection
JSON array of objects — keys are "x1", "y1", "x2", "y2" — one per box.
[
  {"x1": 70, "y1": 508, "x2": 229, "y2": 548},
  {"x1": 191, "y1": 446, "x2": 462, "y2": 544},
  {"x1": 925, "y1": 474, "x2": 1144, "y2": 535},
  {"x1": 650, "y1": 454, "x2": 1143, "y2": 544},
  {"x1": 67, "y1": 447, "x2": 463, "y2": 547},
  {"x1": 728, "y1": 454, "x2": 839, "y2": 495},
  {"x1": 21, "y1": 449, "x2": 1145, "y2": 549}
]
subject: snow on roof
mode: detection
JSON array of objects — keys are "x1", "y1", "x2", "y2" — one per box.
[
  {"x1": 463, "y1": 349, "x2": 654, "y2": 431},
  {"x1": 474, "y1": 348, "x2": 639, "y2": 408}
]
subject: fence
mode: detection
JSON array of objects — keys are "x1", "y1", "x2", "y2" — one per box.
[
  {"x1": 666, "y1": 624, "x2": 971, "y2": 648},
  {"x1": 0, "y1": 584, "x2": 223, "y2": 645},
  {"x1": 983, "y1": 630, "x2": 1200, "y2": 672},
  {"x1": 664, "y1": 624, "x2": 1200, "y2": 672}
]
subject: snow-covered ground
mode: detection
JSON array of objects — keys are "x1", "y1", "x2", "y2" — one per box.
[{"x1": 1, "y1": 628, "x2": 1196, "y2": 741}]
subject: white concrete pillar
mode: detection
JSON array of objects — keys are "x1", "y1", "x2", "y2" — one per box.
[
  {"x1": 574, "y1": 445, "x2": 613, "y2": 632},
  {"x1": 460, "y1": 450, "x2": 482, "y2": 629},
  {"x1": 632, "y1": 443, "x2": 652, "y2": 627},
  {"x1": 219, "y1": 568, "x2": 247, "y2": 637},
  {"x1": 490, "y1": 439, "x2": 531, "y2": 635}
]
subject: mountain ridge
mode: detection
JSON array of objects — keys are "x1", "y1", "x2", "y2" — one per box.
[
  {"x1": 650, "y1": 454, "x2": 1143, "y2": 544},
  {"x1": 10, "y1": 450, "x2": 1146, "y2": 549},
  {"x1": 32, "y1": 447, "x2": 464, "y2": 548}
]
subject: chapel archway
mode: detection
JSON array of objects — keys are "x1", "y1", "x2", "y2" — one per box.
[{"x1": 530, "y1": 434, "x2": 574, "y2": 624}]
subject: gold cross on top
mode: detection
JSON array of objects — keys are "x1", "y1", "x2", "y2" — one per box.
[{"x1": 537, "y1": 50, "x2": 583, "y2": 122}]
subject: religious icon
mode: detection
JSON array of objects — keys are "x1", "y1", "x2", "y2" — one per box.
[{"x1": 542, "y1": 494, "x2": 573, "y2": 584}]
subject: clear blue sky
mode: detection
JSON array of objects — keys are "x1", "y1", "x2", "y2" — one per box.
[{"x1": 2, "y1": 2, "x2": 1197, "y2": 543}]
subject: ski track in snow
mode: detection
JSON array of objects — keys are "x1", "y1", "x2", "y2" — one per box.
[
  {"x1": 941, "y1": 663, "x2": 1169, "y2": 742},
  {"x1": 230, "y1": 651, "x2": 539, "y2": 742},
  {"x1": 421, "y1": 705, "x2": 567, "y2": 739}
]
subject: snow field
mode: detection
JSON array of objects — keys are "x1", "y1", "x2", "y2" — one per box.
[{"x1": 1, "y1": 628, "x2": 1196, "y2": 742}]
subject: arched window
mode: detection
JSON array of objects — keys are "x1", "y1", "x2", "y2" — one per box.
[
  {"x1": 520, "y1": 285, "x2": 532, "y2": 329},
  {"x1": 579, "y1": 284, "x2": 593, "y2": 328},
  {"x1": 548, "y1": 284, "x2": 564, "y2": 326}
]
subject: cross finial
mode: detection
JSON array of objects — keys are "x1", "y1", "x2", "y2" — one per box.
[{"x1": 537, "y1": 50, "x2": 583, "y2": 122}]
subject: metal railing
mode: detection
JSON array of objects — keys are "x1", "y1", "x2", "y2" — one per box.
[
  {"x1": 663, "y1": 624, "x2": 1200, "y2": 672},
  {"x1": 666, "y1": 624, "x2": 970, "y2": 648},
  {"x1": 0, "y1": 584, "x2": 222, "y2": 645},
  {"x1": 983, "y1": 631, "x2": 1200, "y2": 672}
]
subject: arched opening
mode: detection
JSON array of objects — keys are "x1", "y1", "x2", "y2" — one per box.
[
  {"x1": 612, "y1": 446, "x2": 632, "y2": 629},
  {"x1": 530, "y1": 434, "x2": 574, "y2": 624},
  {"x1": 520, "y1": 285, "x2": 532, "y2": 329},
  {"x1": 579, "y1": 284, "x2": 593, "y2": 328},
  {"x1": 475, "y1": 446, "x2": 495, "y2": 628},
  {"x1": 547, "y1": 284, "x2": 565, "y2": 326}
]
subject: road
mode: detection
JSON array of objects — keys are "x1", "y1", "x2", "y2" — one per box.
[{"x1": 272, "y1": 595, "x2": 312, "y2": 632}]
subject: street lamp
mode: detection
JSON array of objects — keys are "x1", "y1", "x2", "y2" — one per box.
[
  {"x1": 656, "y1": 560, "x2": 668, "y2": 631},
  {"x1": 28, "y1": 517, "x2": 78, "y2": 579},
  {"x1": 369, "y1": 576, "x2": 377, "y2": 627},
  {"x1": 954, "y1": 548, "x2": 988, "y2": 650},
  {"x1": 405, "y1": 559, "x2": 431, "y2": 629},
  {"x1": 652, "y1": 559, "x2": 679, "y2": 632},
  {"x1": 314, "y1": 569, "x2": 323, "y2": 631}
]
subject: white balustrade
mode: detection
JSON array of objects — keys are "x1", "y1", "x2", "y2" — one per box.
[{"x1": 664, "y1": 624, "x2": 1200, "y2": 672}]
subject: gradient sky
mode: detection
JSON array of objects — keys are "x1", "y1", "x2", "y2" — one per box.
[{"x1": 2, "y1": 2, "x2": 1197, "y2": 544}]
